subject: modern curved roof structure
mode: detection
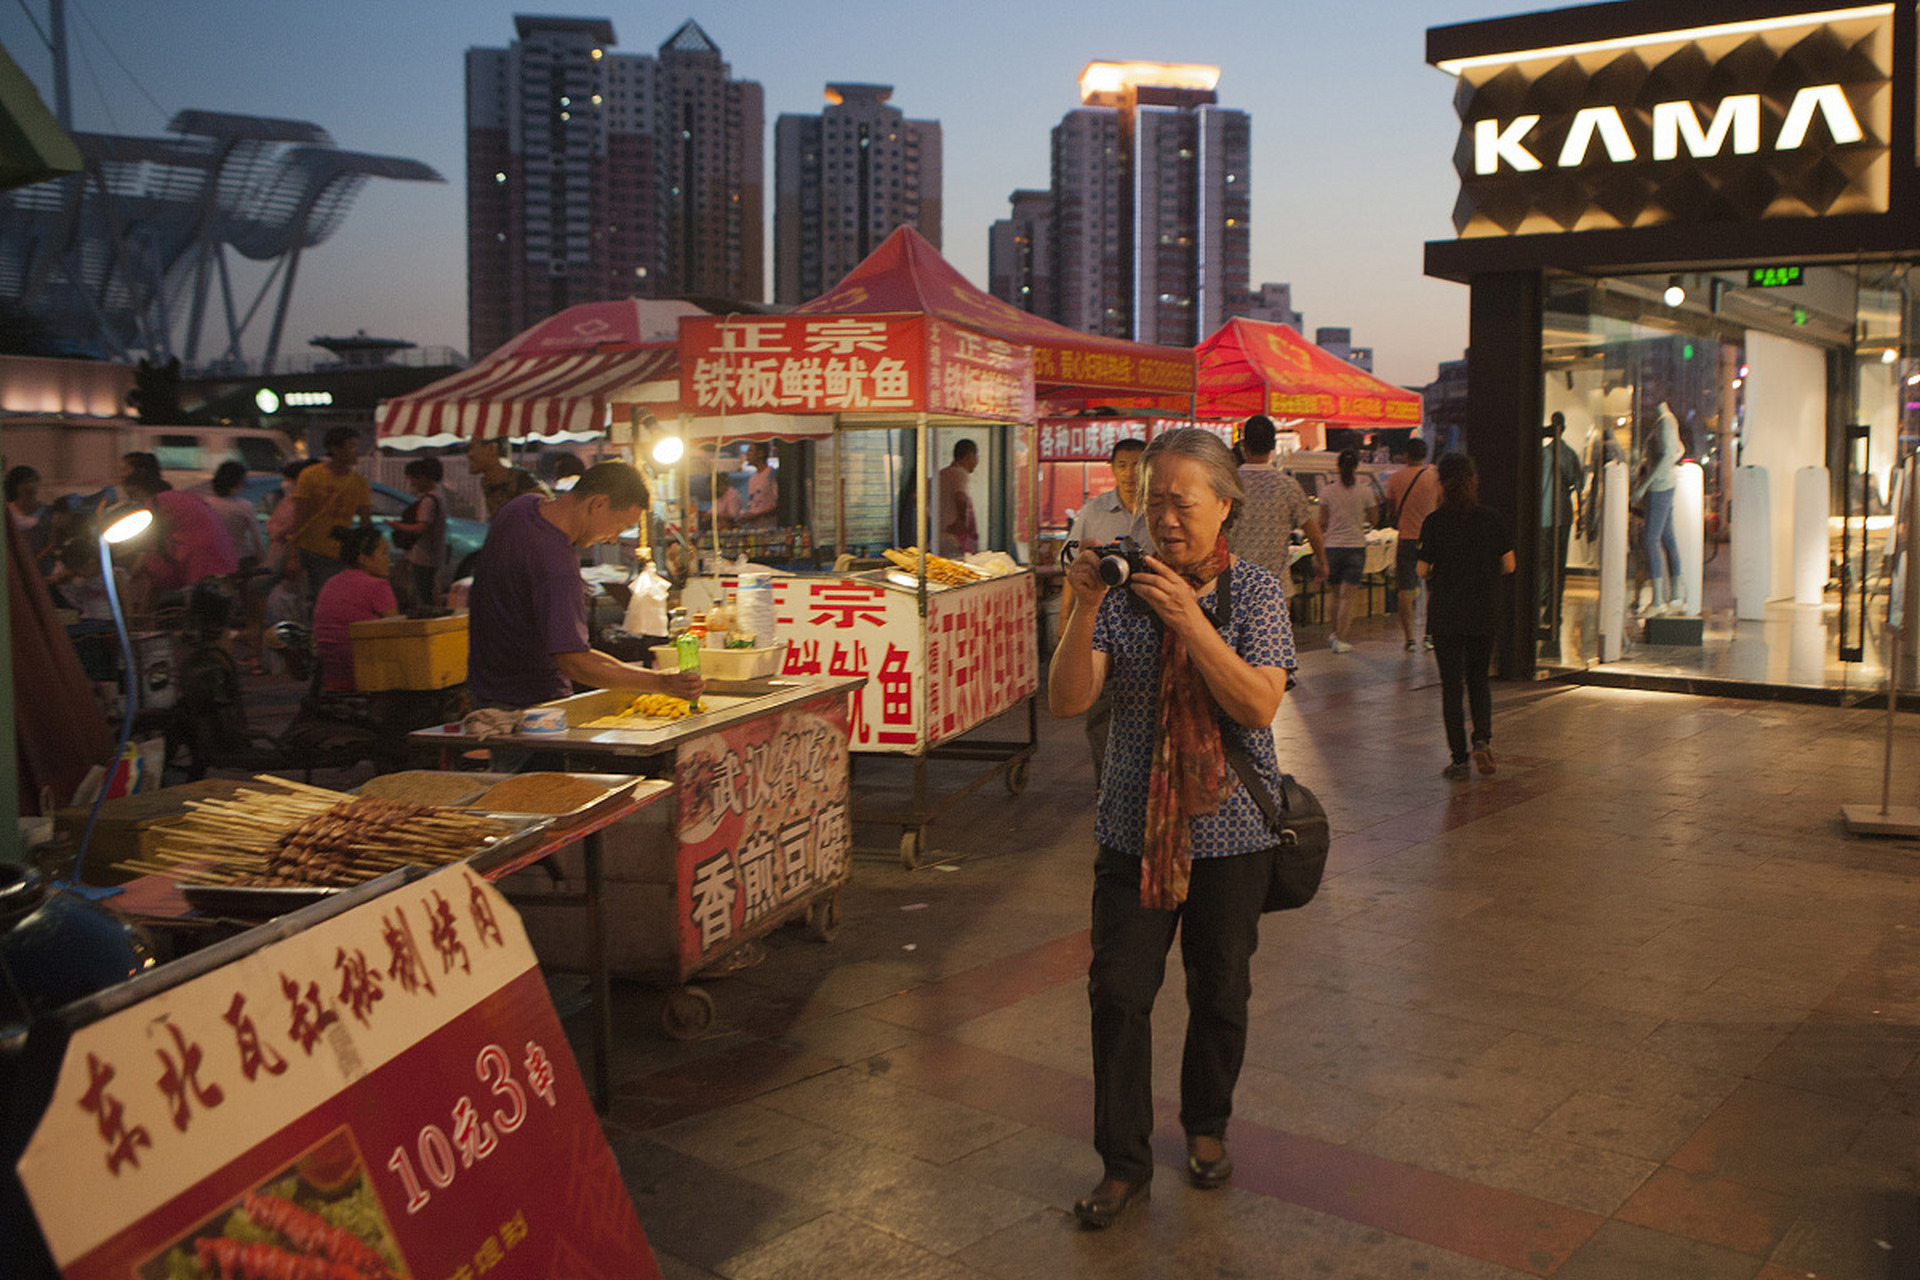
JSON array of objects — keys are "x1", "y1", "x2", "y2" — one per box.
[{"x1": 0, "y1": 108, "x2": 442, "y2": 371}]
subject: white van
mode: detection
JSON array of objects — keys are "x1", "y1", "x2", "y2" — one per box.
[{"x1": 2, "y1": 419, "x2": 293, "y2": 501}]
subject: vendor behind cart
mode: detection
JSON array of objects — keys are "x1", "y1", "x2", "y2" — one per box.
[{"x1": 468, "y1": 461, "x2": 704, "y2": 709}]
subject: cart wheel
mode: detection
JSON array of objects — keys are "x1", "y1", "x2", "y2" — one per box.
[
  {"x1": 806, "y1": 893, "x2": 841, "y2": 943},
  {"x1": 661, "y1": 986, "x2": 715, "y2": 1041},
  {"x1": 899, "y1": 829, "x2": 923, "y2": 869},
  {"x1": 1006, "y1": 758, "x2": 1031, "y2": 795}
]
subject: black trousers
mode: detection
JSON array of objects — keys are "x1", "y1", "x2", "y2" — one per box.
[
  {"x1": 1088, "y1": 845, "x2": 1270, "y2": 1183},
  {"x1": 1432, "y1": 632, "x2": 1494, "y2": 762}
]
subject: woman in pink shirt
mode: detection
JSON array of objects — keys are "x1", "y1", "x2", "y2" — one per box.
[
  {"x1": 121, "y1": 464, "x2": 240, "y2": 613},
  {"x1": 312, "y1": 526, "x2": 399, "y2": 691}
]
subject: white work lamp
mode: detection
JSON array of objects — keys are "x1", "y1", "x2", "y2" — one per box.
[{"x1": 75, "y1": 508, "x2": 154, "y2": 875}]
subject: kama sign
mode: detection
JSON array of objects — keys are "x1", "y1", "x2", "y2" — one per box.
[
  {"x1": 16, "y1": 865, "x2": 660, "y2": 1280},
  {"x1": 680, "y1": 314, "x2": 1035, "y2": 421},
  {"x1": 1440, "y1": 6, "x2": 1892, "y2": 237}
]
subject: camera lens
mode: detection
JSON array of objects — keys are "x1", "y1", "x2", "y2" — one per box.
[{"x1": 1097, "y1": 554, "x2": 1131, "y2": 587}]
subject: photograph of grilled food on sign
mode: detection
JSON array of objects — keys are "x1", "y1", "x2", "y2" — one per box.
[
  {"x1": 121, "y1": 776, "x2": 534, "y2": 913},
  {"x1": 139, "y1": 1127, "x2": 409, "y2": 1280}
]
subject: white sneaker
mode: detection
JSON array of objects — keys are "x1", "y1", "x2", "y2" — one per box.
[{"x1": 1329, "y1": 636, "x2": 1354, "y2": 654}]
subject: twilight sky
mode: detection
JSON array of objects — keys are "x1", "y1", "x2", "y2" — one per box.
[{"x1": 0, "y1": 0, "x2": 1530, "y2": 387}]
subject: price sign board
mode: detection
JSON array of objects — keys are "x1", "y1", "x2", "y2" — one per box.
[{"x1": 16, "y1": 864, "x2": 660, "y2": 1280}]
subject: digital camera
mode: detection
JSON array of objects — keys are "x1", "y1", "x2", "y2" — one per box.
[{"x1": 1087, "y1": 538, "x2": 1152, "y2": 588}]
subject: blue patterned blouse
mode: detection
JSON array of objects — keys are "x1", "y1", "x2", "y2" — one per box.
[{"x1": 1090, "y1": 558, "x2": 1297, "y2": 858}]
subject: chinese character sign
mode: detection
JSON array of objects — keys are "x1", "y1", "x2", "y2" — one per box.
[
  {"x1": 925, "y1": 317, "x2": 1034, "y2": 422},
  {"x1": 780, "y1": 577, "x2": 923, "y2": 751},
  {"x1": 16, "y1": 866, "x2": 660, "y2": 1280},
  {"x1": 925, "y1": 574, "x2": 1038, "y2": 746},
  {"x1": 680, "y1": 315, "x2": 927, "y2": 414},
  {"x1": 676, "y1": 695, "x2": 854, "y2": 962}
]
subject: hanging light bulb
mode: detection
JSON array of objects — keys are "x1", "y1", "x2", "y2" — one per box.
[
  {"x1": 651, "y1": 434, "x2": 685, "y2": 466},
  {"x1": 1663, "y1": 277, "x2": 1686, "y2": 307}
]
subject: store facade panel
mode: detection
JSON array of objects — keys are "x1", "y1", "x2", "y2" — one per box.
[{"x1": 1427, "y1": 1, "x2": 1920, "y2": 694}]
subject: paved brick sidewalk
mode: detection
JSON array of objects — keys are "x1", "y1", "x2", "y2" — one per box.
[{"x1": 549, "y1": 618, "x2": 1920, "y2": 1280}]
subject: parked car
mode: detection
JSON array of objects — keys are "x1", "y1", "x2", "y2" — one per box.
[{"x1": 236, "y1": 475, "x2": 487, "y2": 580}]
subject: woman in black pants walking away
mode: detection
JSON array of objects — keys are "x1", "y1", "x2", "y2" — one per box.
[{"x1": 1417, "y1": 454, "x2": 1514, "y2": 779}]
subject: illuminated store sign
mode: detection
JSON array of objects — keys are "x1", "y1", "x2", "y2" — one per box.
[
  {"x1": 1748, "y1": 265, "x2": 1806, "y2": 288},
  {"x1": 1442, "y1": 5, "x2": 1891, "y2": 238}
]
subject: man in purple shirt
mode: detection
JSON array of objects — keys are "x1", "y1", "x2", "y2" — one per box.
[{"x1": 468, "y1": 461, "x2": 703, "y2": 708}]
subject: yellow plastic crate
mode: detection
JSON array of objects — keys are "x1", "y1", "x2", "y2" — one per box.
[{"x1": 349, "y1": 614, "x2": 468, "y2": 691}]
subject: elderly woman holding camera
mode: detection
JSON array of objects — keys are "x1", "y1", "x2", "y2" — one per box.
[{"x1": 1048, "y1": 428, "x2": 1297, "y2": 1230}]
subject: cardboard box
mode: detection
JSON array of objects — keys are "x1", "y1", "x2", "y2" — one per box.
[{"x1": 349, "y1": 614, "x2": 468, "y2": 690}]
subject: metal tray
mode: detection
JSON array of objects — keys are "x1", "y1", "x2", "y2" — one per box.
[
  {"x1": 454, "y1": 773, "x2": 647, "y2": 828},
  {"x1": 176, "y1": 814, "x2": 553, "y2": 920}
]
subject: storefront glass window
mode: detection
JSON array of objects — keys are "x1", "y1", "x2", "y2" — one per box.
[{"x1": 1536, "y1": 264, "x2": 1915, "y2": 694}]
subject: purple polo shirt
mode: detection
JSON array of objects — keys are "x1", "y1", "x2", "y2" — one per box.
[{"x1": 467, "y1": 493, "x2": 588, "y2": 707}]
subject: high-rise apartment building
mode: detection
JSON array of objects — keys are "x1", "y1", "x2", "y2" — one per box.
[
  {"x1": 991, "y1": 63, "x2": 1248, "y2": 346},
  {"x1": 1316, "y1": 326, "x2": 1374, "y2": 373},
  {"x1": 1235, "y1": 281, "x2": 1303, "y2": 330},
  {"x1": 466, "y1": 17, "x2": 761, "y2": 360},
  {"x1": 658, "y1": 21, "x2": 762, "y2": 303},
  {"x1": 774, "y1": 84, "x2": 941, "y2": 305},
  {"x1": 987, "y1": 189, "x2": 1053, "y2": 318}
]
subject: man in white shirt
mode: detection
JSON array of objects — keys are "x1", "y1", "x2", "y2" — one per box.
[
  {"x1": 1061, "y1": 437, "x2": 1152, "y2": 787},
  {"x1": 1227, "y1": 415, "x2": 1326, "y2": 601},
  {"x1": 1066, "y1": 437, "x2": 1150, "y2": 552}
]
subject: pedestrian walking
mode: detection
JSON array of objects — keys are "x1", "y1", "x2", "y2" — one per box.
[
  {"x1": 1318, "y1": 447, "x2": 1374, "y2": 653},
  {"x1": 1047, "y1": 428, "x2": 1296, "y2": 1230},
  {"x1": 1381, "y1": 437, "x2": 1443, "y2": 651},
  {"x1": 1417, "y1": 453, "x2": 1515, "y2": 779}
]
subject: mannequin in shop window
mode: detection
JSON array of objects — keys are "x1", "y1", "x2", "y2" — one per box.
[
  {"x1": 1631, "y1": 402, "x2": 1686, "y2": 615},
  {"x1": 1538, "y1": 412, "x2": 1584, "y2": 625}
]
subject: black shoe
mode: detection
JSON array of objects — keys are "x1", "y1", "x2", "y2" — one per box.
[
  {"x1": 1073, "y1": 1177, "x2": 1150, "y2": 1229},
  {"x1": 1186, "y1": 1136, "x2": 1233, "y2": 1189}
]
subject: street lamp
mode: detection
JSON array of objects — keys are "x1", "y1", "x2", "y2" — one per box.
[{"x1": 74, "y1": 507, "x2": 153, "y2": 875}]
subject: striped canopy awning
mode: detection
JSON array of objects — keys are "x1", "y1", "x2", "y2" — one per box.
[{"x1": 375, "y1": 344, "x2": 678, "y2": 447}]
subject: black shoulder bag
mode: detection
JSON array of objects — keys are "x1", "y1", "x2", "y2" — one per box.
[{"x1": 1206, "y1": 565, "x2": 1330, "y2": 911}]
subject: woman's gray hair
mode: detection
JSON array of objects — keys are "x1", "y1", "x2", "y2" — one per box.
[{"x1": 1140, "y1": 428, "x2": 1246, "y2": 527}]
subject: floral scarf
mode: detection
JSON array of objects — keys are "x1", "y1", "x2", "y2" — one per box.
[{"x1": 1140, "y1": 535, "x2": 1236, "y2": 909}]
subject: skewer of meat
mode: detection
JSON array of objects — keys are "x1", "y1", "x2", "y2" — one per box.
[
  {"x1": 194, "y1": 1236, "x2": 380, "y2": 1280},
  {"x1": 238, "y1": 1190, "x2": 399, "y2": 1279}
]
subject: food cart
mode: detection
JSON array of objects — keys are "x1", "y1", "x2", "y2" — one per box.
[
  {"x1": 677, "y1": 299, "x2": 1038, "y2": 867},
  {"x1": 410, "y1": 674, "x2": 864, "y2": 1035}
]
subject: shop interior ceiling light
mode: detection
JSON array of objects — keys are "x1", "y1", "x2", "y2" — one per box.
[{"x1": 1664, "y1": 277, "x2": 1686, "y2": 307}]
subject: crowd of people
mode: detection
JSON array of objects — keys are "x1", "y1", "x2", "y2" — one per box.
[{"x1": 17, "y1": 434, "x2": 573, "y2": 698}]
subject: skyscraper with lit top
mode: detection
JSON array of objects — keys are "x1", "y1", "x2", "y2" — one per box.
[{"x1": 995, "y1": 62, "x2": 1250, "y2": 346}]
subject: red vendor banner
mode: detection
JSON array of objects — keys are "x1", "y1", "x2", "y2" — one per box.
[
  {"x1": 674, "y1": 696, "x2": 853, "y2": 968},
  {"x1": 679, "y1": 313, "x2": 1033, "y2": 421},
  {"x1": 16, "y1": 865, "x2": 660, "y2": 1280}
]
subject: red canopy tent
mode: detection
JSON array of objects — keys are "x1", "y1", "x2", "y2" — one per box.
[
  {"x1": 1196, "y1": 318, "x2": 1423, "y2": 449},
  {"x1": 787, "y1": 226, "x2": 1193, "y2": 404}
]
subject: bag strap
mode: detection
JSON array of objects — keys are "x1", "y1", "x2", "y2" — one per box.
[
  {"x1": 1382, "y1": 465, "x2": 1429, "y2": 530},
  {"x1": 1203, "y1": 564, "x2": 1297, "y2": 844}
]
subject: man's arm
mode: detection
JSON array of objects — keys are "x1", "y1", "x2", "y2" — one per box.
[{"x1": 554, "y1": 648, "x2": 705, "y2": 698}]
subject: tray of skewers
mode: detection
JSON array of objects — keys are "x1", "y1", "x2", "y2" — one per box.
[{"x1": 126, "y1": 776, "x2": 552, "y2": 918}]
